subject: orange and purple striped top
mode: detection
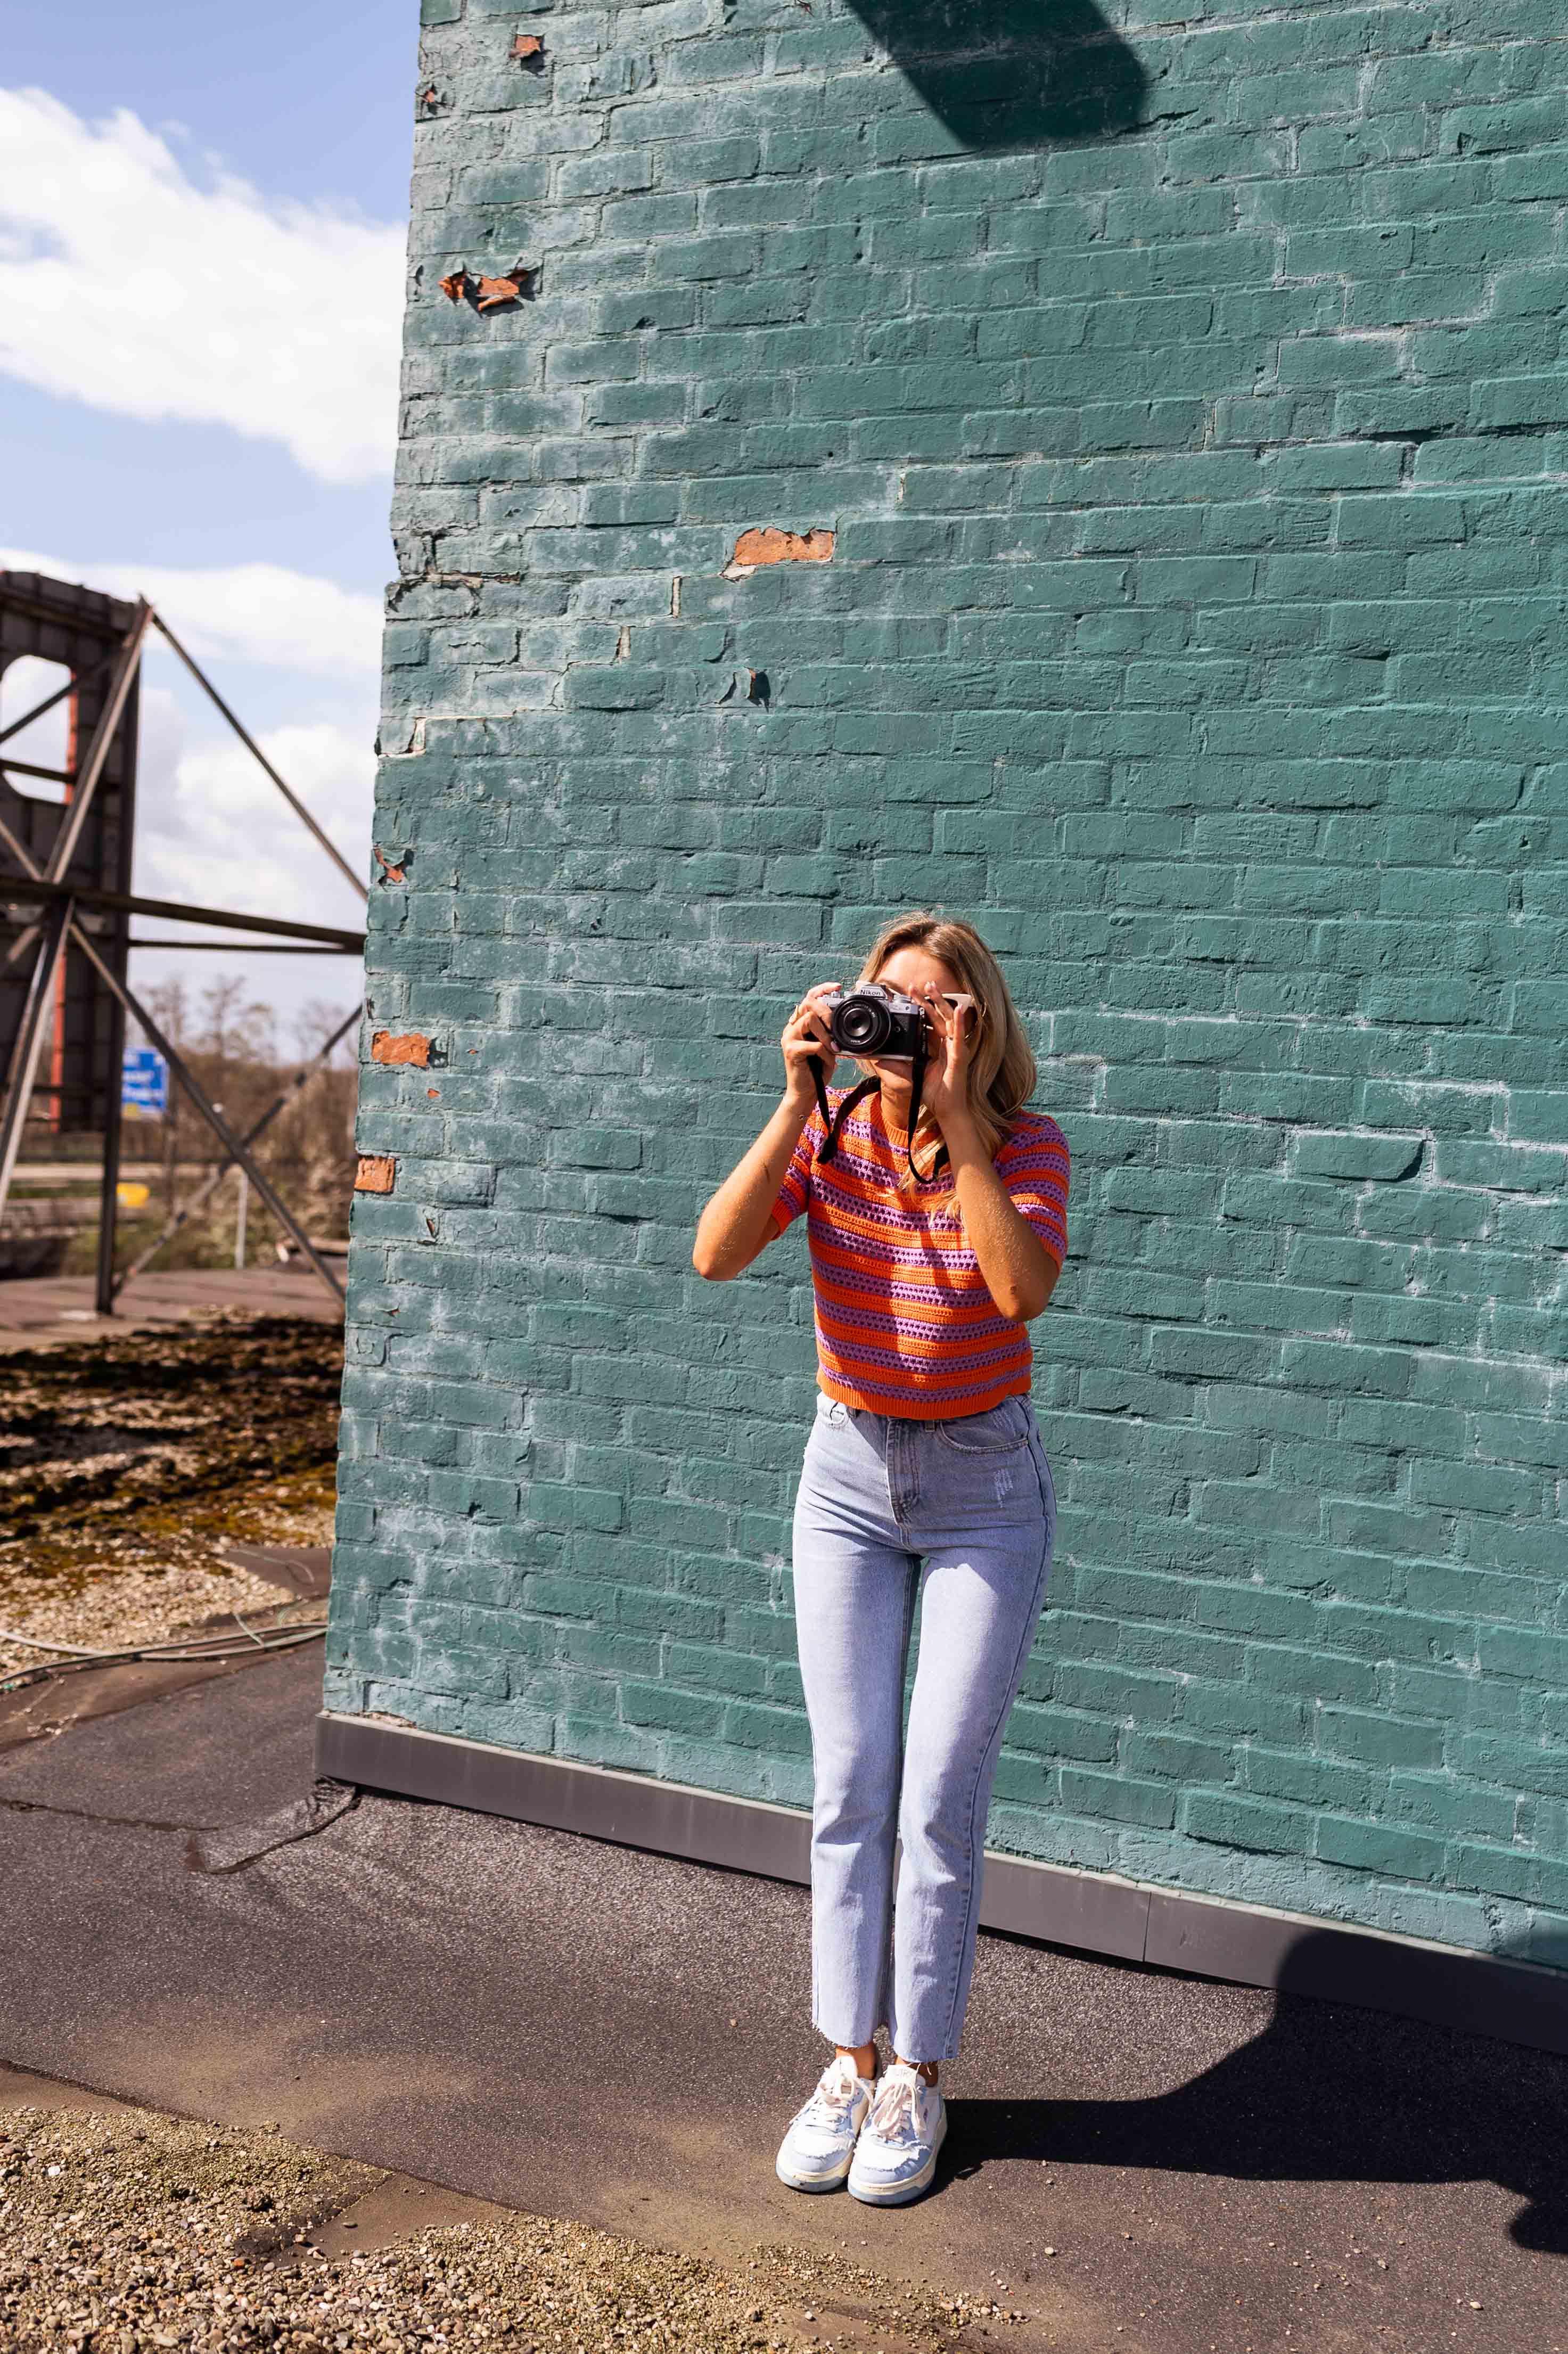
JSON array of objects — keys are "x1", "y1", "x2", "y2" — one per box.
[{"x1": 769, "y1": 1089, "x2": 1070, "y2": 1421}]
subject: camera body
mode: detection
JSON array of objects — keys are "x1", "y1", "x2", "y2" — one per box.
[{"x1": 823, "y1": 981, "x2": 930, "y2": 1065}]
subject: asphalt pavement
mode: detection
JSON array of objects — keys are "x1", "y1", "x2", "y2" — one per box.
[
  {"x1": 1, "y1": 1645, "x2": 1564, "y2": 2354},
  {"x1": 0, "y1": 1266, "x2": 341, "y2": 1345}
]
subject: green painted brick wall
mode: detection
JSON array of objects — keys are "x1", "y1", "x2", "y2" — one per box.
[{"x1": 328, "y1": 0, "x2": 1568, "y2": 1971}]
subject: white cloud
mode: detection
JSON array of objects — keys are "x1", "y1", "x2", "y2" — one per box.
[
  {"x1": 134, "y1": 687, "x2": 373, "y2": 922},
  {"x1": 0, "y1": 652, "x2": 72, "y2": 780},
  {"x1": 0, "y1": 547, "x2": 383, "y2": 678},
  {"x1": 0, "y1": 89, "x2": 403, "y2": 486}
]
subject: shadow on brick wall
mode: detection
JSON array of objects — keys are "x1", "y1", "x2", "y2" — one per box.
[{"x1": 845, "y1": 0, "x2": 1149, "y2": 147}]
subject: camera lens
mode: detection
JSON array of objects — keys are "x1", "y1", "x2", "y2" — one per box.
[{"x1": 836, "y1": 995, "x2": 891, "y2": 1054}]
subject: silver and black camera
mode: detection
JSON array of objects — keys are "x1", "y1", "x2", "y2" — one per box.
[{"x1": 822, "y1": 981, "x2": 930, "y2": 1065}]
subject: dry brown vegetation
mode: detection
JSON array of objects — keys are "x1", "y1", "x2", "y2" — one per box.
[{"x1": 0, "y1": 1315, "x2": 343, "y2": 1667}]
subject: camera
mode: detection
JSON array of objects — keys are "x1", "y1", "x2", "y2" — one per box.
[{"x1": 823, "y1": 982, "x2": 930, "y2": 1065}]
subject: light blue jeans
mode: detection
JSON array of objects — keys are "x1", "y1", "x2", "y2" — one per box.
[{"x1": 791, "y1": 1389, "x2": 1056, "y2": 2064}]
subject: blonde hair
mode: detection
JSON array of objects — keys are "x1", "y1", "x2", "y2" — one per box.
[{"x1": 856, "y1": 909, "x2": 1037, "y2": 1191}]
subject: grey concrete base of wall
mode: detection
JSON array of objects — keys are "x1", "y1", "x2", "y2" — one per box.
[{"x1": 316, "y1": 1711, "x2": 1568, "y2": 2061}]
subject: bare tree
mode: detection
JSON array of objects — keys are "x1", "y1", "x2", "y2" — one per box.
[
  {"x1": 293, "y1": 997, "x2": 358, "y2": 1069},
  {"x1": 140, "y1": 974, "x2": 189, "y2": 1054},
  {"x1": 199, "y1": 974, "x2": 274, "y2": 1065},
  {"x1": 74, "y1": 955, "x2": 363, "y2": 1279}
]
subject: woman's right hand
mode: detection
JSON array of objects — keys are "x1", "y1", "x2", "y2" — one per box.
[
  {"x1": 696, "y1": 992, "x2": 840, "y2": 1280},
  {"x1": 781, "y1": 983, "x2": 839, "y2": 1108}
]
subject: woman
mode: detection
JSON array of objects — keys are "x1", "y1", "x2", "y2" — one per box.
[{"x1": 693, "y1": 912, "x2": 1069, "y2": 2208}]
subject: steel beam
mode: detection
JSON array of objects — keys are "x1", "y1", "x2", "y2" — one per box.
[
  {"x1": 0, "y1": 756, "x2": 75, "y2": 786},
  {"x1": 94, "y1": 969, "x2": 128, "y2": 1315},
  {"x1": 42, "y1": 602, "x2": 151, "y2": 885},
  {"x1": 0, "y1": 871, "x2": 364, "y2": 952},
  {"x1": 124, "y1": 939, "x2": 353, "y2": 954},
  {"x1": 0, "y1": 896, "x2": 74, "y2": 1219}
]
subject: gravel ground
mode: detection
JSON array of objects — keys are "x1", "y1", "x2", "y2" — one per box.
[
  {"x1": 0, "y1": 1556, "x2": 301, "y2": 1678},
  {"x1": 0, "y1": 1314, "x2": 339, "y2": 1678},
  {"x1": 0, "y1": 2105, "x2": 1000, "y2": 2354}
]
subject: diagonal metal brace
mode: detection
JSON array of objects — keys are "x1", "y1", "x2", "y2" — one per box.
[
  {"x1": 114, "y1": 1002, "x2": 363, "y2": 1297},
  {"x1": 43, "y1": 601, "x2": 153, "y2": 886},
  {"x1": 64, "y1": 926, "x2": 346, "y2": 1307},
  {"x1": 152, "y1": 612, "x2": 369, "y2": 905}
]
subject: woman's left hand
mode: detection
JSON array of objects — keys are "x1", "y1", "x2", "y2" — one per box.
[{"x1": 915, "y1": 989, "x2": 979, "y2": 1144}]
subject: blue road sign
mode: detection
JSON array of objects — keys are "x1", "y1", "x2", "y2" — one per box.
[{"x1": 122, "y1": 1047, "x2": 169, "y2": 1117}]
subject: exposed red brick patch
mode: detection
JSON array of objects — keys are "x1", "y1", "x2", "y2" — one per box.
[
  {"x1": 371, "y1": 1031, "x2": 431, "y2": 1069},
  {"x1": 354, "y1": 1156, "x2": 397, "y2": 1195},
  {"x1": 512, "y1": 32, "x2": 546, "y2": 63},
  {"x1": 439, "y1": 264, "x2": 540, "y2": 311},
  {"x1": 478, "y1": 267, "x2": 537, "y2": 310},
  {"x1": 373, "y1": 845, "x2": 406, "y2": 882},
  {"x1": 728, "y1": 528, "x2": 834, "y2": 573}
]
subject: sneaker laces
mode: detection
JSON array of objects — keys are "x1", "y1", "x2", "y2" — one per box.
[
  {"x1": 867, "y1": 2061, "x2": 931, "y2": 2146},
  {"x1": 797, "y1": 2052, "x2": 869, "y2": 2128}
]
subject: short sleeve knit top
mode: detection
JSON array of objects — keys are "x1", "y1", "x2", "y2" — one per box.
[{"x1": 769, "y1": 1087, "x2": 1069, "y2": 1421}]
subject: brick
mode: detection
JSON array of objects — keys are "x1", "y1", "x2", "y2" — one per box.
[{"x1": 1315, "y1": 1815, "x2": 1448, "y2": 1882}]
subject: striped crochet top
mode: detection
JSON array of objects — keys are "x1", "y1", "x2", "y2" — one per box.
[{"x1": 769, "y1": 1088, "x2": 1070, "y2": 1421}]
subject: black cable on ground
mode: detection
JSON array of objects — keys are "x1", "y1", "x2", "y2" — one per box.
[{"x1": 0, "y1": 1621, "x2": 327, "y2": 1697}]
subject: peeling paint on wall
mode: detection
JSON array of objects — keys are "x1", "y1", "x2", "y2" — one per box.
[
  {"x1": 439, "y1": 264, "x2": 540, "y2": 311},
  {"x1": 370, "y1": 1032, "x2": 432, "y2": 1069},
  {"x1": 724, "y1": 528, "x2": 835, "y2": 579}
]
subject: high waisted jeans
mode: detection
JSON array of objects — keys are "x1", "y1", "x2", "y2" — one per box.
[{"x1": 791, "y1": 1389, "x2": 1056, "y2": 2064}]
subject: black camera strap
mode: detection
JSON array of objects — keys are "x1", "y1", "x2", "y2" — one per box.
[
  {"x1": 904, "y1": 1034, "x2": 950, "y2": 1183},
  {"x1": 809, "y1": 1061, "x2": 877, "y2": 1164},
  {"x1": 808, "y1": 1043, "x2": 949, "y2": 1182}
]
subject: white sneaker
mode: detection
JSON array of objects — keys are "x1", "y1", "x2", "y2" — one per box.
[
  {"x1": 775, "y1": 2053, "x2": 877, "y2": 2193},
  {"x1": 847, "y1": 2060, "x2": 947, "y2": 2206}
]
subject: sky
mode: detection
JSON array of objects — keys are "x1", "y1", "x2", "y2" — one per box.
[{"x1": 0, "y1": 1, "x2": 416, "y2": 1049}]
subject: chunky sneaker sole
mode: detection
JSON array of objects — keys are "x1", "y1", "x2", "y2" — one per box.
[
  {"x1": 775, "y1": 2056, "x2": 877, "y2": 2194},
  {"x1": 775, "y1": 2148, "x2": 855, "y2": 2194}
]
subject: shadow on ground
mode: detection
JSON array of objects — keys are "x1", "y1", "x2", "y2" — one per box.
[
  {"x1": 946, "y1": 1928, "x2": 1568, "y2": 2255},
  {"x1": 845, "y1": 0, "x2": 1150, "y2": 147}
]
